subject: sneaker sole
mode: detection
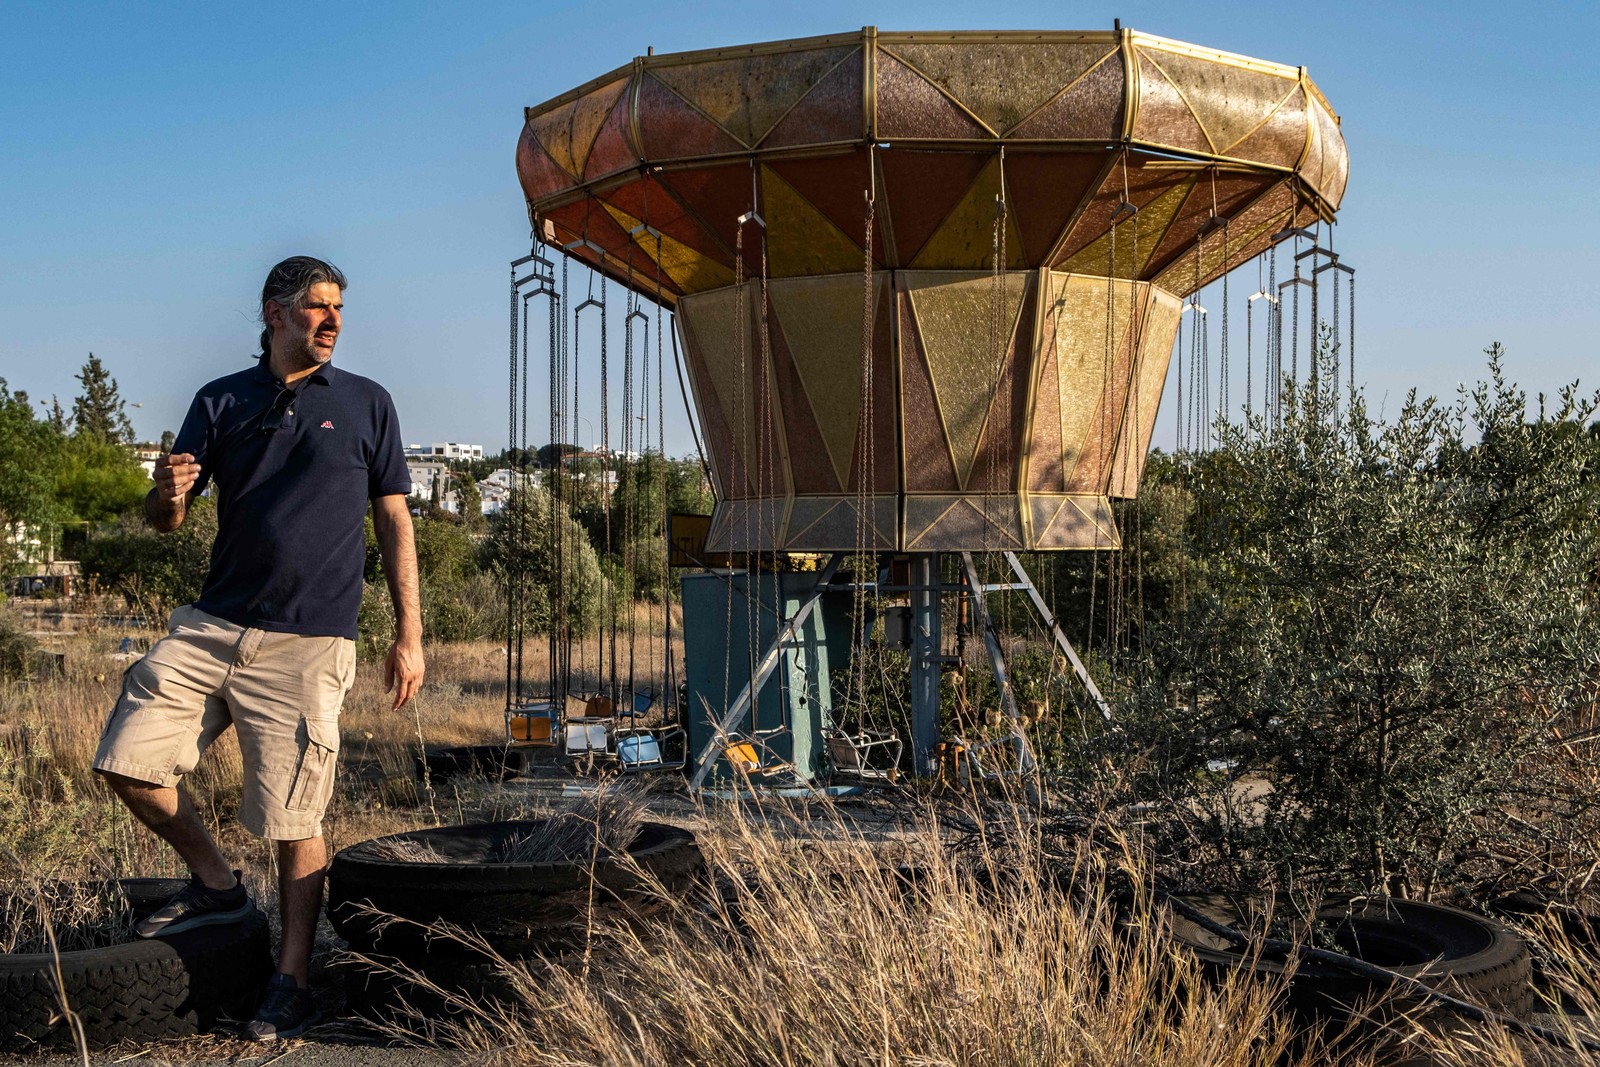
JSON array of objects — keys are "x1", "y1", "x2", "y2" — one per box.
[
  {"x1": 136, "y1": 901, "x2": 254, "y2": 938},
  {"x1": 246, "y1": 1010, "x2": 323, "y2": 1042}
]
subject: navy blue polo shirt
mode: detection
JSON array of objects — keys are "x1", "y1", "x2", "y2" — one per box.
[{"x1": 172, "y1": 357, "x2": 412, "y2": 639}]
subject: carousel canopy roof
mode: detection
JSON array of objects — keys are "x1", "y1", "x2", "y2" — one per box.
[{"x1": 516, "y1": 27, "x2": 1347, "y2": 305}]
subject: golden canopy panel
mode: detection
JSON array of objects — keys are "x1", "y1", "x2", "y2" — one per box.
[
  {"x1": 676, "y1": 271, "x2": 1182, "y2": 552},
  {"x1": 518, "y1": 28, "x2": 1347, "y2": 551},
  {"x1": 517, "y1": 28, "x2": 1346, "y2": 303}
]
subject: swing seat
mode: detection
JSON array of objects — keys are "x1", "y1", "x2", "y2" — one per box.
[
  {"x1": 618, "y1": 690, "x2": 657, "y2": 719},
  {"x1": 825, "y1": 728, "x2": 902, "y2": 783},
  {"x1": 617, "y1": 725, "x2": 686, "y2": 772},
  {"x1": 507, "y1": 700, "x2": 561, "y2": 747},
  {"x1": 719, "y1": 731, "x2": 795, "y2": 778},
  {"x1": 564, "y1": 717, "x2": 612, "y2": 756}
]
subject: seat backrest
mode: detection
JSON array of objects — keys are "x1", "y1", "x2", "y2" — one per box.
[
  {"x1": 566, "y1": 722, "x2": 610, "y2": 754},
  {"x1": 826, "y1": 735, "x2": 863, "y2": 773}
]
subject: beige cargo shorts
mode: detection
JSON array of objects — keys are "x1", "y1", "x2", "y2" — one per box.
[{"x1": 93, "y1": 604, "x2": 356, "y2": 841}]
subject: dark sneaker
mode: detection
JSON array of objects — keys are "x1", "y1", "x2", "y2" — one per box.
[
  {"x1": 245, "y1": 972, "x2": 322, "y2": 1041},
  {"x1": 133, "y1": 869, "x2": 251, "y2": 938}
]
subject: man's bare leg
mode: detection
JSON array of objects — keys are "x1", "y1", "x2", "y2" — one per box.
[
  {"x1": 274, "y1": 837, "x2": 326, "y2": 987},
  {"x1": 102, "y1": 772, "x2": 236, "y2": 889}
]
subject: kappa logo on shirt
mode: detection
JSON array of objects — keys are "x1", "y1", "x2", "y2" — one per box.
[{"x1": 320, "y1": 421, "x2": 334, "y2": 429}]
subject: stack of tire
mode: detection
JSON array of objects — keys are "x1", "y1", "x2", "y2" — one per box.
[
  {"x1": 327, "y1": 820, "x2": 702, "y2": 1019},
  {"x1": 1166, "y1": 893, "x2": 1535, "y2": 1022},
  {"x1": 0, "y1": 878, "x2": 272, "y2": 1053}
]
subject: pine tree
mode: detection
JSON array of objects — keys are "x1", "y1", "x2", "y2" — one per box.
[
  {"x1": 456, "y1": 472, "x2": 484, "y2": 528},
  {"x1": 47, "y1": 396, "x2": 70, "y2": 434},
  {"x1": 71, "y1": 354, "x2": 135, "y2": 443},
  {"x1": 159, "y1": 429, "x2": 176, "y2": 452}
]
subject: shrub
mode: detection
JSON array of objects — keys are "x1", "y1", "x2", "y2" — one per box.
[{"x1": 1100, "y1": 346, "x2": 1600, "y2": 902}]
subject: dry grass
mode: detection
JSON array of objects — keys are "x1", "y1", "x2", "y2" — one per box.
[
  {"x1": 351, "y1": 803, "x2": 1377, "y2": 1067},
  {"x1": 498, "y1": 779, "x2": 648, "y2": 864},
  {"x1": 6, "y1": 606, "x2": 1600, "y2": 1065}
]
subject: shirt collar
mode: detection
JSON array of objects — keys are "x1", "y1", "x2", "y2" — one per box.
[{"x1": 253, "y1": 355, "x2": 338, "y2": 388}]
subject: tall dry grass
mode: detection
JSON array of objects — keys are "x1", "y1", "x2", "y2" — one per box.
[{"x1": 350, "y1": 801, "x2": 1380, "y2": 1067}]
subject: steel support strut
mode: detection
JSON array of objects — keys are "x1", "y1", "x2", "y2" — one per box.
[
  {"x1": 908, "y1": 553, "x2": 942, "y2": 775},
  {"x1": 960, "y1": 552, "x2": 1037, "y2": 774},
  {"x1": 1003, "y1": 552, "x2": 1113, "y2": 723}
]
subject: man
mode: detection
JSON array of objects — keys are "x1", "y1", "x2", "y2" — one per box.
[{"x1": 93, "y1": 256, "x2": 424, "y2": 1041}]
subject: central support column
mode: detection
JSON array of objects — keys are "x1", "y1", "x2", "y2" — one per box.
[{"x1": 909, "y1": 552, "x2": 942, "y2": 775}]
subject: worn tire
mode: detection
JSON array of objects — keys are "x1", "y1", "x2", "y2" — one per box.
[
  {"x1": 328, "y1": 820, "x2": 702, "y2": 959},
  {"x1": 415, "y1": 744, "x2": 527, "y2": 783},
  {"x1": 1168, "y1": 894, "x2": 1534, "y2": 1019},
  {"x1": 0, "y1": 879, "x2": 273, "y2": 1052},
  {"x1": 337, "y1": 951, "x2": 525, "y2": 1023}
]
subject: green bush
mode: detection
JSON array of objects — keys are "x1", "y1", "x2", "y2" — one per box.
[
  {"x1": 79, "y1": 497, "x2": 217, "y2": 615},
  {"x1": 1096, "y1": 345, "x2": 1600, "y2": 901},
  {"x1": 481, "y1": 488, "x2": 609, "y2": 637}
]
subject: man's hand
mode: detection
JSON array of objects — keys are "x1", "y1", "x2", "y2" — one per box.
[
  {"x1": 371, "y1": 494, "x2": 423, "y2": 710},
  {"x1": 146, "y1": 453, "x2": 200, "y2": 532},
  {"x1": 152, "y1": 453, "x2": 201, "y2": 501},
  {"x1": 383, "y1": 638, "x2": 425, "y2": 710}
]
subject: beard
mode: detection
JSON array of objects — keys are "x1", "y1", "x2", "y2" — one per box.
[{"x1": 277, "y1": 326, "x2": 336, "y2": 370}]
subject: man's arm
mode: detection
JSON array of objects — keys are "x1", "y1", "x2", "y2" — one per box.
[
  {"x1": 371, "y1": 494, "x2": 425, "y2": 709},
  {"x1": 145, "y1": 453, "x2": 202, "y2": 532}
]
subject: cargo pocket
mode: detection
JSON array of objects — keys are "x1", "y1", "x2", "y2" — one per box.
[
  {"x1": 100, "y1": 660, "x2": 142, "y2": 740},
  {"x1": 286, "y1": 715, "x2": 341, "y2": 812}
]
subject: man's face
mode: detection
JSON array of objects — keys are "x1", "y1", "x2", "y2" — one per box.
[{"x1": 268, "y1": 281, "x2": 342, "y2": 367}]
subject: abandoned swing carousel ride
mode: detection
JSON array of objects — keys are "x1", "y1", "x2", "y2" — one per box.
[{"x1": 497, "y1": 26, "x2": 1353, "y2": 794}]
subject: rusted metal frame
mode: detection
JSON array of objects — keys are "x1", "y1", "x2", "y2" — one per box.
[
  {"x1": 687, "y1": 553, "x2": 845, "y2": 791},
  {"x1": 1003, "y1": 550, "x2": 1113, "y2": 722},
  {"x1": 959, "y1": 551, "x2": 1037, "y2": 774}
]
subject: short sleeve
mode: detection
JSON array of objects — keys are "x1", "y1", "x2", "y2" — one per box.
[
  {"x1": 369, "y1": 389, "x2": 412, "y2": 499},
  {"x1": 170, "y1": 392, "x2": 213, "y2": 498}
]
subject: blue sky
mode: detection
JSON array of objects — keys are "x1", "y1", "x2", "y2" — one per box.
[{"x1": 2, "y1": 0, "x2": 1596, "y2": 457}]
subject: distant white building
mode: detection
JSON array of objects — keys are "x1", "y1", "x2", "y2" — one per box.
[
  {"x1": 404, "y1": 442, "x2": 484, "y2": 461},
  {"x1": 405, "y1": 461, "x2": 451, "y2": 501},
  {"x1": 477, "y1": 468, "x2": 542, "y2": 516},
  {"x1": 130, "y1": 444, "x2": 162, "y2": 478}
]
